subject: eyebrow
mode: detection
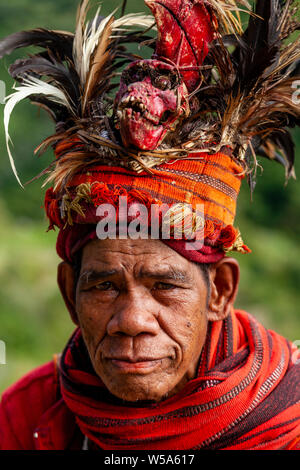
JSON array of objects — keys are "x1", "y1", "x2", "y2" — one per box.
[
  {"x1": 79, "y1": 269, "x2": 119, "y2": 285},
  {"x1": 78, "y1": 267, "x2": 192, "y2": 285},
  {"x1": 138, "y1": 267, "x2": 192, "y2": 283}
]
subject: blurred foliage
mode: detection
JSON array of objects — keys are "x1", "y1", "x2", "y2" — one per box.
[{"x1": 0, "y1": 0, "x2": 299, "y2": 393}]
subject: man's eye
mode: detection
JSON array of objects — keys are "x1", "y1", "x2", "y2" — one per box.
[
  {"x1": 153, "y1": 282, "x2": 175, "y2": 290},
  {"x1": 95, "y1": 281, "x2": 114, "y2": 291}
]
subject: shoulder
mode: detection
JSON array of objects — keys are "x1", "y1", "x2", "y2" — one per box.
[
  {"x1": 1, "y1": 360, "x2": 57, "y2": 400},
  {"x1": 0, "y1": 359, "x2": 58, "y2": 450}
]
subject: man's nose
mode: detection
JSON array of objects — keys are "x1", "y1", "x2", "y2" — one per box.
[{"x1": 106, "y1": 290, "x2": 160, "y2": 337}]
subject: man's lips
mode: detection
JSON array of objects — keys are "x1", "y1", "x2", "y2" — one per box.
[{"x1": 105, "y1": 356, "x2": 165, "y2": 373}]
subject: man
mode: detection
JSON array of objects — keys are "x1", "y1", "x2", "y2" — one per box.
[{"x1": 0, "y1": 0, "x2": 300, "y2": 450}]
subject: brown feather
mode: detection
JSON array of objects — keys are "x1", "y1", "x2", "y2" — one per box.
[
  {"x1": 73, "y1": 0, "x2": 90, "y2": 84},
  {"x1": 46, "y1": 151, "x2": 100, "y2": 191},
  {"x1": 82, "y1": 16, "x2": 114, "y2": 114}
]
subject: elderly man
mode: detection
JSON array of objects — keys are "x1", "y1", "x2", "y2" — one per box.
[{"x1": 0, "y1": 0, "x2": 300, "y2": 450}]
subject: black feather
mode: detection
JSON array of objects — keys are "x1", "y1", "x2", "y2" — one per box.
[
  {"x1": 269, "y1": 130, "x2": 296, "y2": 178},
  {"x1": 120, "y1": 0, "x2": 128, "y2": 18},
  {"x1": 257, "y1": 145, "x2": 289, "y2": 168},
  {"x1": 232, "y1": 0, "x2": 282, "y2": 92},
  {"x1": 28, "y1": 95, "x2": 71, "y2": 124},
  {"x1": 9, "y1": 54, "x2": 81, "y2": 106},
  {"x1": 255, "y1": 129, "x2": 296, "y2": 179},
  {"x1": 0, "y1": 28, "x2": 74, "y2": 62}
]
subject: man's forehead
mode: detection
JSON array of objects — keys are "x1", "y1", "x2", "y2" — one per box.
[{"x1": 80, "y1": 238, "x2": 190, "y2": 272}]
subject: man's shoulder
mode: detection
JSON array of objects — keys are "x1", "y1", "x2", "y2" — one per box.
[
  {"x1": 0, "y1": 359, "x2": 59, "y2": 449},
  {"x1": 1, "y1": 359, "x2": 57, "y2": 406}
]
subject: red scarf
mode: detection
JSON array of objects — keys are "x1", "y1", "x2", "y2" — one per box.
[{"x1": 59, "y1": 310, "x2": 300, "y2": 450}]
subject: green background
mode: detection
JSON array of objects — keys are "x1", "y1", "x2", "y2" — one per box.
[{"x1": 0, "y1": 0, "x2": 299, "y2": 393}]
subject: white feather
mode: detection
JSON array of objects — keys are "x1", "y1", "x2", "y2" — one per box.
[
  {"x1": 4, "y1": 76, "x2": 73, "y2": 186},
  {"x1": 79, "y1": 9, "x2": 116, "y2": 86},
  {"x1": 77, "y1": 12, "x2": 156, "y2": 87},
  {"x1": 72, "y1": 0, "x2": 89, "y2": 90},
  {"x1": 112, "y1": 13, "x2": 155, "y2": 31}
]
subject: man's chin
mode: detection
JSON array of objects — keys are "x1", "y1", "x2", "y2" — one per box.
[
  {"x1": 104, "y1": 382, "x2": 171, "y2": 403},
  {"x1": 97, "y1": 365, "x2": 178, "y2": 403}
]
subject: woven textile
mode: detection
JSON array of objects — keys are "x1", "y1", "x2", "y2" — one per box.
[
  {"x1": 48, "y1": 147, "x2": 248, "y2": 263},
  {"x1": 59, "y1": 310, "x2": 300, "y2": 450}
]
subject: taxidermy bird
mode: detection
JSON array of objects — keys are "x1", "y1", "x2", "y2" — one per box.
[{"x1": 0, "y1": 0, "x2": 299, "y2": 191}]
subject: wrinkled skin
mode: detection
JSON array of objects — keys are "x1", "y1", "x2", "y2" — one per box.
[
  {"x1": 115, "y1": 60, "x2": 190, "y2": 150},
  {"x1": 58, "y1": 238, "x2": 240, "y2": 403}
]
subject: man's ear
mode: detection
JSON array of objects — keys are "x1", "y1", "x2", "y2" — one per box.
[
  {"x1": 57, "y1": 261, "x2": 79, "y2": 326},
  {"x1": 207, "y1": 257, "x2": 240, "y2": 321}
]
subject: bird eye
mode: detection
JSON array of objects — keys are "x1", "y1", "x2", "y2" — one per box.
[
  {"x1": 153, "y1": 75, "x2": 172, "y2": 90},
  {"x1": 160, "y1": 110, "x2": 173, "y2": 123},
  {"x1": 123, "y1": 65, "x2": 147, "y2": 84}
]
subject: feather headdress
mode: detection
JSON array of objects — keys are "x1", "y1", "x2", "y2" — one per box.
[
  {"x1": 0, "y1": 0, "x2": 299, "y2": 190},
  {"x1": 1, "y1": 0, "x2": 157, "y2": 186}
]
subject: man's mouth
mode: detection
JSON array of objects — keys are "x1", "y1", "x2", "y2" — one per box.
[{"x1": 106, "y1": 356, "x2": 164, "y2": 373}]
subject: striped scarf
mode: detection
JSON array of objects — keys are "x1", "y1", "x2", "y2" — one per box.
[{"x1": 59, "y1": 310, "x2": 300, "y2": 450}]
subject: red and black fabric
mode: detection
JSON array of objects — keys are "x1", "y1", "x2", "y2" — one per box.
[{"x1": 59, "y1": 310, "x2": 300, "y2": 450}]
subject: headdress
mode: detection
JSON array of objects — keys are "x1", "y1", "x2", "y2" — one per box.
[{"x1": 1, "y1": 0, "x2": 299, "y2": 263}]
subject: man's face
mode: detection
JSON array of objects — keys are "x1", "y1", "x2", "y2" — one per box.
[{"x1": 75, "y1": 238, "x2": 210, "y2": 402}]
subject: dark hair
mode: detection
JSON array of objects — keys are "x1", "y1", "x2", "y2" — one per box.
[
  {"x1": 73, "y1": 250, "x2": 82, "y2": 296},
  {"x1": 193, "y1": 262, "x2": 212, "y2": 309},
  {"x1": 195, "y1": 262, "x2": 211, "y2": 286}
]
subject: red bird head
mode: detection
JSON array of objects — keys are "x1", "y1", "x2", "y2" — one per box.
[
  {"x1": 115, "y1": 0, "x2": 216, "y2": 151},
  {"x1": 115, "y1": 59, "x2": 190, "y2": 150}
]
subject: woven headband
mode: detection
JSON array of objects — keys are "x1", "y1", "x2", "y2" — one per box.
[{"x1": 1, "y1": 0, "x2": 299, "y2": 262}]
